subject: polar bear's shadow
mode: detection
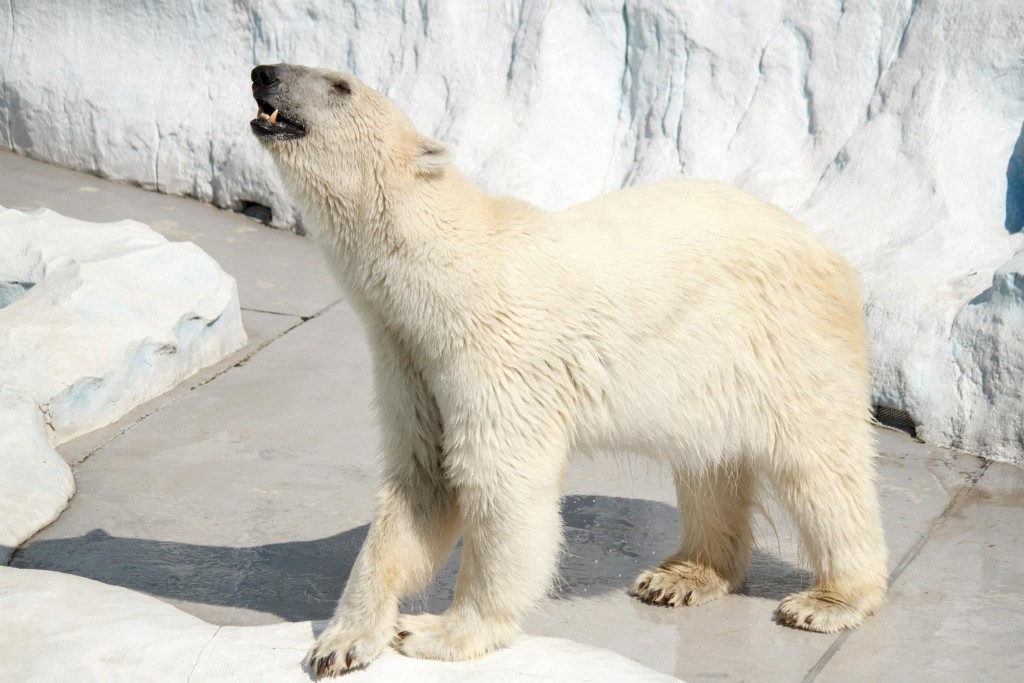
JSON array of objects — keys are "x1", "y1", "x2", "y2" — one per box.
[
  {"x1": 411, "y1": 494, "x2": 810, "y2": 614},
  {"x1": 13, "y1": 494, "x2": 808, "y2": 623},
  {"x1": 557, "y1": 495, "x2": 810, "y2": 603}
]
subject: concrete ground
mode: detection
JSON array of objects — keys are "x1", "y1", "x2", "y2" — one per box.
[{"x1": 3, "y1": 150, "x2": 1022, "y2": 682}]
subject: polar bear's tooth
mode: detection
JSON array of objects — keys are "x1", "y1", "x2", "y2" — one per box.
[{"x1": 269, "y1": 109, "x2": 279, "y2": 124}]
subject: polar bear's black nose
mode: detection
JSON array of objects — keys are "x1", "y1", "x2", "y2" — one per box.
[{"x1": 251, "y1": 65, "x2": 279, "y2": 87}]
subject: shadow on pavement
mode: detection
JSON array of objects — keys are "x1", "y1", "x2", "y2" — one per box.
[{"x1": 12, "y1": 495, "x2": 808, "y2": 622}]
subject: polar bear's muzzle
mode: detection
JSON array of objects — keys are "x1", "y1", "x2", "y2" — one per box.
[
  {"x1": 250, "y1": 97, "x2": 306, "y2": 140},
  {"x1": 250, "y1": 65, "x2": 307, "y2": 141}
]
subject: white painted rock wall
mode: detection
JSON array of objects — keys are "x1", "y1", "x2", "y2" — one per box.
[
  {"x1": 0, "y1": 206, "x2": 247, "y2": 444},
  {"x1": 0, "y1": 567, "x2": 681, "y2": 682},
  {"x1": 0, "y1": 388, "x2": 74, "y2": 564},
  {"x1": 1, "y1": 1, "x2": 1022, "y2": 462},
  {"x1": 0, "y1": 205, "x2": 247, "y2": 557}
]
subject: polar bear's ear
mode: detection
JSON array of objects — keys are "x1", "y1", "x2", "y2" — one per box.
[{"x1": 414, "y1": 138, "x2": 453, "y2": 176}]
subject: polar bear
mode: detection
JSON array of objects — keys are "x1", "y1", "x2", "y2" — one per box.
[{"x1": 249, "y1": 64, "x2": 888, "y2": 677}]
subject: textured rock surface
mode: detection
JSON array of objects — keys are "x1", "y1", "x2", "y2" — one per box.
[
  {"x1": 0, "y1": 205, "x2": 246, "y2": 557},
  {"x1": 1, "y1": 1, "x2": 1022, "y2": 461},
  {"x1": 947, "y1": 254, "x2": 1024, "y2": 461},
  {"x1": 0, "y1": 567, "x2": 681, "y2": 682},
  {"x1": 0, "y1": 388, "x2": 74, "y2": 564},
  {"x1": 0, "y1": 205, "x2": 247, "y2": 445}
]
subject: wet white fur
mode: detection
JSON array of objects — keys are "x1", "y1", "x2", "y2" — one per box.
[{"x1": 256, "y1": 66, "x2": 888, "y2": 675}]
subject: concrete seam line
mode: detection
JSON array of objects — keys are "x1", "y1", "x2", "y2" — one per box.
[
  {"x1": 799, "y1": 458, "x2": 992, "y2": 683},
  {"x1": 67, "y1": 298, "x2": 343, "y2": 468},
  {"x1": 187, "y1": 625, "x2": 222, "y2": 682}
]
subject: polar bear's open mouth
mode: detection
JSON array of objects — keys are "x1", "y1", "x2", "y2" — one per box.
[{"x1": 250, "y1": 97, "x2": 306, "y2": 140}]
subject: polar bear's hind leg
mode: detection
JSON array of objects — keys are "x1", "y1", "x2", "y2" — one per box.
[
  {"x1": 631, "y1": 463, "x2": 755, "y2": 607},
  {"x1": 769, "y1": 431, "x2": 888, "y2": 633}
]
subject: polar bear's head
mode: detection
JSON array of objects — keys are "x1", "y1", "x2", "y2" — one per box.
[{"x1": 249, "y1": 64, "x2": 452, "y2": 208}]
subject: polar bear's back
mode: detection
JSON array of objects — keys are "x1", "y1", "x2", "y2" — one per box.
[
  {"x1": 555, "y1": 179, "x2": 822, "y2": 260},
  {"x1": 547, "y1": 179, "x2": 863, "y2": 334},
  {"x1": 529, "y1": 179, "x2": 870, "y2": 459}
]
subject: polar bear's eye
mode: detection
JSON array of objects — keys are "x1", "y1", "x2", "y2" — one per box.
[{"x1": 333, "y1": 79, "x2": 352, "y2": 95}]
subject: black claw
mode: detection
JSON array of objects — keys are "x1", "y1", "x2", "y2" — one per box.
[
  {"x1": 684, "y1": 590, "x2": 693, "y2": 605},
  {"x1": 316, "y1": 651, "x2": 336, "y2": 678},
  {"x1": 345, "y1": 647, "x2": 355, "y2": 668},
  {"x1": 397, "y1": 630, "x2": 411, "y2": 639}
]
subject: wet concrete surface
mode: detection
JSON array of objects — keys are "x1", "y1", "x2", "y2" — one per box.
[{"x1": 4, "y1": 151, "x2": 1023, "y2": 682}]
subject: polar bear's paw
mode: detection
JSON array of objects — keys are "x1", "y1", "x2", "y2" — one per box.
[
  {"x1": 394, "y1": 612, "x2": 512, "y2": 661},
  {"x1": 629, "y1": 560, "x2": 733, "y2": 607},
  {"x1": 775, "y1": 588, "x2": 879, "y2": 633},
  {"x1": 306, "y1": 620, "x2": 393, "y2": 678}
]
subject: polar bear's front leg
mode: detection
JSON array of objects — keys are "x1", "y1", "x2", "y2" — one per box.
[
  {"x1": 308, "y1": 468, "x2": 458, "y2": 677},
  {"x1": 308, "y1": 337, "x2": 459, "y2": 678},
  {"x1": 395, "y1": 427, "x2": 568, "y2": 662}
]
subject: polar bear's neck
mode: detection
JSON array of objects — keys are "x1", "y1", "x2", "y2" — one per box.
[{"x1": 302, "y1": 166, "x2": 539, "y2": 353}]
